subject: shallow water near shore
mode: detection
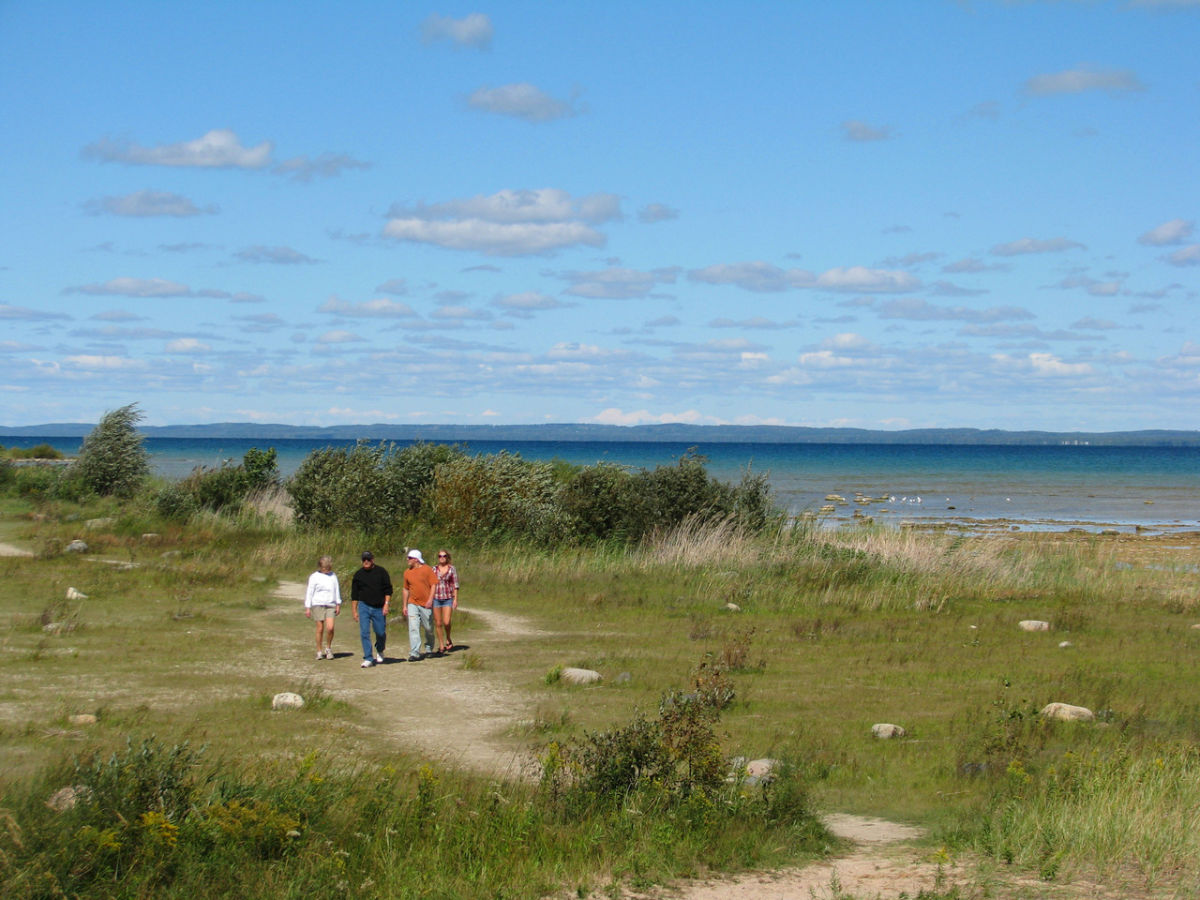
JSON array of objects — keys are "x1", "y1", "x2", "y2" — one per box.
[{"x1": 8, "y1": 435, "x2": 1200, "y2": 535}]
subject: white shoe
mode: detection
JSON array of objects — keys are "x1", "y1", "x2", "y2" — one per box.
[
  {"x1": 373, "y1": 652, "x2": 384, "y2": 664},
  {"x1": 316, "y1": 651, "x2": 323, "y2": 660},
  {"x1": 324, "y1": 647, "x2": 333, "y2": 659},
  {"x1": 361, "y1": 659, "x2": 373, "y2": 668}
]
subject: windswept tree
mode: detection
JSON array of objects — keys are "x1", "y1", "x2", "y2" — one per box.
[{"x1": 72, "y1": 403, "x2": 149, "y2": 498}]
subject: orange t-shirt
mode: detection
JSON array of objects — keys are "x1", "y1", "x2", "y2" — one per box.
[{"x1": 404, "y1": 565, "x2": 438, "y2": 608}]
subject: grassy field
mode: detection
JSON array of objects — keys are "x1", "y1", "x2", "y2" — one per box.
[{"x1": 2, "y1": 487, "x2": 1200, "y2": 898}]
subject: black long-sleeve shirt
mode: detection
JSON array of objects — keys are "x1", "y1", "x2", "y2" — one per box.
[{"x1": 351, "y1": 565, "x2": 393, "y2": 608}]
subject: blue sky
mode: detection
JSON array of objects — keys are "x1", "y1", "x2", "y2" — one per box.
[{"x1": 2, "y1": 1, "x2": 1198, "y2": 430}]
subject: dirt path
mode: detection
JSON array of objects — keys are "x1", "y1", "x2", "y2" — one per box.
[
  {"x1": 272, "y1": 581, "x2": 547, "y2": 776},
  {"x1": 0, "y1": 542, "x2": 33, "y2": 557}
]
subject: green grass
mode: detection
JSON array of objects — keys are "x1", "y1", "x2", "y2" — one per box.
[{"x1": 3, "y1": 486, "x2": 1200, "y2": 896}]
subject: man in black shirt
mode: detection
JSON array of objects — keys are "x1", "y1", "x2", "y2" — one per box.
[{"x1": 351, "y1": 551, "x2": 392, "y2": 668}]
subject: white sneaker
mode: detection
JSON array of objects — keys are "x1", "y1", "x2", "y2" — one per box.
[
  {"x1": 324, "y1": 647, "x2": 333, "y2": 659},
  {"x1": 361, "y1": 659, "x2": 373, "y2": 668},
  {"x1": 373, "y1": 652, "x2": 384, "y2": 664},
  {"x1": 316, "y1": 651, "x2": 323, "y2": 660}
]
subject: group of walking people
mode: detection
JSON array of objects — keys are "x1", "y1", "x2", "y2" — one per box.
[{"x1": 302, "y1": 548, "x2": 459, "y2": 668}]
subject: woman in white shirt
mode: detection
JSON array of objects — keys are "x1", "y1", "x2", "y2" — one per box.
[{"x1": 304, "y1": 555, "x2": 342, "y2": 660}]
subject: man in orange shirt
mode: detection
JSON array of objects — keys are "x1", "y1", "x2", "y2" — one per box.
[{"x1": 402, "y1": 549, "x2": 439, "y2": 661}]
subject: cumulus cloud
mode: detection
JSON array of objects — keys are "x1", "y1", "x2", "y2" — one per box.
[
  {"x1": 709, "y1": 317, "x2": 798, "y2": 329},
  {"x1": 942, "y1": 257, "x2": 1009, "y2": 274},
  {"x1": 991, "y1": 237, "x2": 1085, "y2": 256},
  {"x1": 316, "y1": 330, "x2": 363, "y2": 345},
  {"x1": 841, "y1": 120, "x2": 893, "y2": 141},
  {"x1": 494, "y1": 292, "x2": 567, "y2": 314},
  {"x1": 1023, "y1": 65, "x2": 1145, "y2": 96},
  {"x1": 1138, "y1": 218, "x2": 1193, "y2": 246},
  {"x1": 1027, "y1": 352, "x2": 1095, "y2": 376},
  {"x1": 814, "y1": 267, "x2": 920, "y2": 293},
  {"x1": 638, "y1": 203, "x2": 679, "y2": 223},
  {"x1": 318, "y1": 296, "x2": 417, "y2": 318},
  {"x1": 587, "y1": 408, "x2": 710, "y2": 426},
  {"x1": 562, "y1": 267, "x2": 679, "y2": 299},
  {"x1": 688, "y1": 261, "x2": 815, "y2": 293},
  {"x1": 375, "y1": 279, "x2": 408, "y2": 295},
  {"x1": 234, "y1": 246, "x2": 319, "y2": 265},
  {"x1": 83, "y1": 129, "x2": 272, "y2": 168},
  {"x1": 421, "y1": 12, "x2": 493, "y2": 48},
  {"x1": 63, "y1": 355, "x2": 147, "y2": 370},
  {"x1": 432, "y1": 305, "x2": 492, "y2": 321},
  {"x1": 84, "y1": 189, "x2": 217, "y2": 217},
  {"x1": 1166, "y1": 244, "x2": 1200, "y2": 266},
  {"x1": 1050, "y1": 275, "x2": 1123, "y2": 296},
  {"x1": 273, "y1": 152, "x2": 371, "y2": 182},
  {"x1": 384, "y1": 188, "x2": 617, "y2": 255},
  {"x1": 467, "y1": 83, "x2": 581, "y2": 122}
]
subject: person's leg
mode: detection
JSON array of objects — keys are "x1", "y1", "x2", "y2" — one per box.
[
  {"x1": 373, "y1": 605, "x2": 386, "y2": 659},
  {"x1": 419, "y1": 605, "x2": 435, "y2": 655},
  {"x1": 315, "y1": 618, "x2": 325, "y2": 656},
  {"x1": 433, "y1": 605, "x2": 447, "y2": 651},
  {"x1": 324, "y1": 614, "x2": 335, "y2": 655},
  {"x1": 443, "y1": 605, "x2": 453, "y2": 649},
  {"x1": 359, "y1": 607, "x2": 373, "y2": 661},
  {"x1": 407, "y1": 605, "x2": 422, "y2": 658}
]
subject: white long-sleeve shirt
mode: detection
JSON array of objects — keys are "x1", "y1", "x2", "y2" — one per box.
[{"x1": 304, "y1": 570, "x2": 342, "y2": 608}]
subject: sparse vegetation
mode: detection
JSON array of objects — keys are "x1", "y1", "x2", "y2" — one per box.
[{"x1": 70, "y1": 403, "x2": 149, "y2": 499}]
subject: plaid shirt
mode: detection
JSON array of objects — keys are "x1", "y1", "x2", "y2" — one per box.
[{"x1": 433, "y1": 565, "x2": 458, "y2": 601}]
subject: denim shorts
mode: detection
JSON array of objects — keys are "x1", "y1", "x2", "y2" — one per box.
[{"x1": 432, "y1": 598, "x2": 454, "y2": 608}]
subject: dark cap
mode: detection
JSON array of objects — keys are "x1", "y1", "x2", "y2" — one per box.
[{"x1": 361, "y1": 551, "x2": 374, "y2": 561}]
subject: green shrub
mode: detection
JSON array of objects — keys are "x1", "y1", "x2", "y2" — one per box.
[
  {"x1": 155, "y1": 483, "x2": 200, "y2": 521},
  {"x1": 7, "y1": 443, "x2": 64, "y2": 460},
  {"x1": 70, "y1": 403, "x2": 149, "y2": 498},
  {"x1": 428, "y1": 451, "x2": 569, "y2": 542}
]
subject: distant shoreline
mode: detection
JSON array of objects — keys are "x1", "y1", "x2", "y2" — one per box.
[{"x1": 2, "y1": 422, "x2": 1199, "y2": 447}]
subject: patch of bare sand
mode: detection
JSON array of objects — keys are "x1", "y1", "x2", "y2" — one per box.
[{"x1": 0, "y1": 542, "x2": 33, "y2": 557}]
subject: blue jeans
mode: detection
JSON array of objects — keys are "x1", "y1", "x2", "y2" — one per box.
[
  {"x1": 358, "y1": 604, "x2": 386, "y2": 660},
  {"x1": 407, "y1": 605, "x2": 434, "y2": 657}
]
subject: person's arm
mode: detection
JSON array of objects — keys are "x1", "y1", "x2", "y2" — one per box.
[
  {"x1": 451, "y1": 568, "x2": 458, "y2": 609},
  {"x1": 333, "y1": 574, "x2": 342, "y2": 615},
  {"x1": 402, "y1": 575, "x2": 410, "y2": 615}
]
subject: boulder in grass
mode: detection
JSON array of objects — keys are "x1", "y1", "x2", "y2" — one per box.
[
  {"x1": 1040, "y1": 702, "x2": 1094, "y2": 722},
  {"x1": 1018, "y1": 620, "x2": 1051, "y2": 632},
  {"x1": 745, "y1": 758, "x2": 778, "y2": 778},
  {"x1": 560, "y1": 667, "x2": 602, "y2": 686},
  {"x1": 872, "y1": 723, "x2": 907, "y2": 739},
  {"x1": 66, "y1": 587, "x2": 87, "y2": 601},
  {"x1": 724, "y1": 602, "x2": 741, "y2": 612},
  {"x1": 65, "y1": 540, "x2": 88, "y2": 554},
  {"x1": 271, "y1": 692, "x2": 305, "y2": 711}
]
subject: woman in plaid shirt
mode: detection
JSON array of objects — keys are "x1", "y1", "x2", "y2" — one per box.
[{"x1": 432, "y1": 549, "x2": 459, "y2": 653}]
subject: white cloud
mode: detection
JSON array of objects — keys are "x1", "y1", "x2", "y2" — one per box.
[
  {"x1": 318, "y1": 296, "x2": 417, "y2": 318},
  {"x1": 841, "y1": 120, "x2": 893, "y2": 141},
  {"x1": 563, "y1": 267, "x2": 678, "y2": 299},
  {"x1": 0, "y1": 303, "x2": 71, "y2": 320},
  {"x1": 878, "y1": 298, "x2": 1033, "y2": 322},
  {"x1": 991, "y1": 237, "x2": 1086, "y2": 256},
  {"x1": 316, "y1": 330, "x2": 363, "y2": 344},
  {"x1": 1027, "y1": 353, "x2": 1095, "y2": 376},
  {"x1": 822, "y1": 332, "x2": 874, "y2": 350},
  {"x1": 942, "y1": 257, "x2": 1009, "y2": 274},
  {"x1": 638, "y1": 203, "x2": 679, "y2": 223},
  {"x1": 166, "y1": 338, "x2": 211, "y2": 353},
  {"x1": 67, "y1": 277, "x2": 192, "y2": 297},
  {"x1": 273, "y1": 152, "x2": 370, "y2": 182},
  {"x1": 83, "y1": 129, "x2": 272, "y2": 168},
  {"x1": 432, "y1": 305, "x2": 492, "y2": 321},
  {"x1": 421, "y1": 12, "x2": 493, "y2": 49},
  {"x1": 688, "y1": 261, "x2": 814, "y2": 292},
  {"x1": 1138, "y1": 218, "x2": 1193, "y2": 246},
  {"x1": 384, "y1": 188, "x2": 618, "y2": 256},
  {"x1": 384, "y1": 218, "x2": 604, "y2": 256},
  {"x1": 375, "y1": 279, "x2": 408, "y2": 295},
  {"x1": 1023, "y1": 65, "x2": 1145, "y2": 96},
  {"x1": 814, "y1": 266, "x2": 920, "y2": 293},
  {"x1": 587, "y1": 407, "x2": 708, "y2": 426},
  {"x1": 494, "y1": 292, "x2": 566, "y2": 311},
  {"x1": 467, "y1": 83, "x2": 580, "y2": 122},
  {"x1": 234, "y1": 246, "x2": 319, "y2": 265},
  {"x1": 392, "y1": 188, "x2": 619, "y2": 225},
  {"x1": 1167, "y1": 244, "x2": 1200, "y2": 266},
  {"x1": 64, "y1": 355, "x2": 147, "y2": 370},
  {"x1": 85, "y1": 189, "x2": 216, "y2": 217}
]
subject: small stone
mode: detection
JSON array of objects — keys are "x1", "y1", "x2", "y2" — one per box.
[
  {"x1": 559, "y1": 667, "x2": 602, "y2": 686},
  {"x1": 1018, "y1": 620, "x2": 1051, "y2": 632},
  {"x1": 85, "y1": 517, "x2": 115, "y2": 529},
  {"x1": 141, "y1": 533, "x2": 161, "y2": 542},
  {"x1": 724, "y1": 602, "x2": 741, "y2": 612},
  {"x1": 271, "y1": 692, "x2": 305, "y2": 710},
  {"x1": 1041, "y1": 702, "x2": 1094, "y2": 722},
  {"x1": 65, "y1": 587, "x2": 88, "y2": 601},
  {"x1": 745, "y1": 758, "x2": 778, "y2": 778},
  {"x1": 65, "y1": 540, "x2": 88, "y2": 553},
  {"x1": 68, "y1": 714, "x2": 97, "y2": 726},
  {"x1": 161, "y1": 550, "x2": 181, "y2": 559},
  {"x1": 42, "y1": 622, "x2": 63, "y2": 633},
  {"x1": 1058, "y1": 641, "x2": 1073, "y2": 649},
  {"x1": 872, "y1": 723, "x2": 906, "y2": 739},
  {"x1": 46, "y1": 785, "x2": 91, "y2": 812}
]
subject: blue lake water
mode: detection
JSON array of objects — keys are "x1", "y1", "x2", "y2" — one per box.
[{"x1": 8, "y1": 436, "x2": 1200, "y2": 534}]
